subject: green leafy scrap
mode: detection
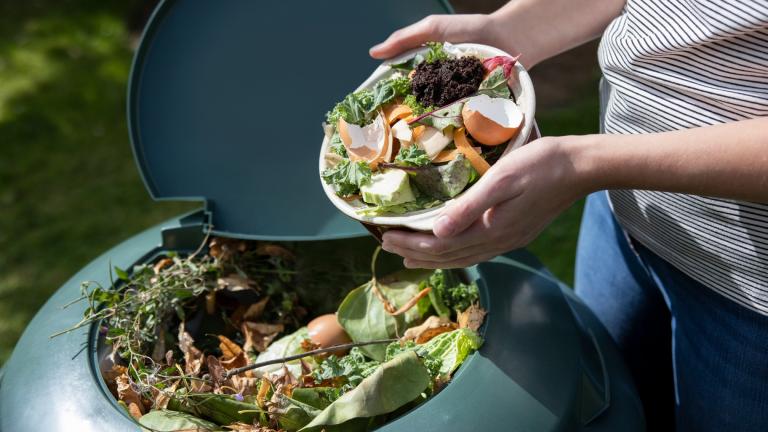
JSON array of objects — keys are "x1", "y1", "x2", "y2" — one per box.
[
  {"x1": 327, "y1": 76, "x2": 412, "y2": 127},
  {"x1": 329, "y1": 132, "x2": 347, "y2": 157},
  {"x1": 385, "y1": 328, "x2": 483, "y2": 378},
  {"x1": 424, "y1": 41, "x2": 449, "y2": 63},
  {"x1": 402, "y1": 94, "x2": 433, "y2": 116},
  {"x1": 337, "y1": 268, "x2": 432, "y2": 360},
  {"x1": 321, "y1": 160, "x2": 372, "y2": 197},
  {"x1": 394, "y1": 146, "x2": 430, "y2": 167},
  {"x1": 476, "y1": 66, "x2": 511, "y2": 99},
  {"x1": 313, "y1": 347, "x2": 381, "y2": 393},
  {"x1": 421, "y1": 269, "x2": 479, "y2": 315},
  {"x1": 300, "y1": 351, "x2": 431, "y2": 431}
]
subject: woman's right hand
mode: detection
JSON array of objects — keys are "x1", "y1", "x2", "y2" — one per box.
[{"x1": 369, "y1": 14, "x2": 503, "y2": 59}]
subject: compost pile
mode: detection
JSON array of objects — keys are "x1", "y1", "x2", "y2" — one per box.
[{"x1": 69, "y1": 237, "x2": 486, "y2": 431}]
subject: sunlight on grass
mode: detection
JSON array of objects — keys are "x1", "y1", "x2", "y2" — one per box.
[{"x1": 0, "y1": 11, "x2": 194, "y2": 363}]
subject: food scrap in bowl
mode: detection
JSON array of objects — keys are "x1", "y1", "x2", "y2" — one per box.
[{"x1": 321, "y1": 42, "x2": 527, "y2": 219}]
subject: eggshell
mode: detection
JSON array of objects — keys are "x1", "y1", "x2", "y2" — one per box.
[
  {"x1": 307, "y1": 313, "x2": 352, "y2": 350},
  {"x1": 461, "y1": 94, "x2": 523, "y2": 146},
  {"x1": 338, "y1": 114, "x2": 393, "y2": 169}
]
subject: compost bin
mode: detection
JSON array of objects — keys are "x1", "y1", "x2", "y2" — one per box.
[{"x1": 0, "y1": 0, "x2": 645, "y2": 430}]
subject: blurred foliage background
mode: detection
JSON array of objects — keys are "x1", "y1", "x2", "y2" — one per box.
[{"x1": 0, "y1": 0, "x2": 600, "y2": 364}]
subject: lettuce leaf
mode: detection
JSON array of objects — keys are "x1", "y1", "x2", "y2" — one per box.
[
  {"x1": 139, "y1": 410, "x2": 218, "y2": 432},
  {"x1": 254, "y1": 327, "x2": 310, "y2": 377},
  {"x1": 337, "y1": 269, "x2": 432, "y2": 360},
  {"x1": 299, "y1": 351, "x2": 431, "y2": 431},
  {"x1": 386, "y1": 328, "x2": 483, "y2": 378}
]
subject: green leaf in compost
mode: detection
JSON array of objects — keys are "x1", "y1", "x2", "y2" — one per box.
[
  {"x1": 337, "y1": 269, "x2": 432, "y2": 360},
  {"x1": 299, "y1": 351, "x2": 431, "y2": 431},
  {"x1": 139, "y1": 409, "x2": 218, "y2": 432},
  {"x1": 386, "y1": 328, "x2": 483, "y2": 378},
  {"x1": 254, "y1": 326, "x2": 311, "y2": 376},
  {"x1": 114, "y1": 266, "x2": 130, "y2": 281},
  {"x1": 271, "y1": 393, "x2": 323, "y2": 431}
]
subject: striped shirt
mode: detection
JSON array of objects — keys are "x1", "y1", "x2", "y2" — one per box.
[{"x1": 598, "y1": 0, "x2": 768, "y2": 315}]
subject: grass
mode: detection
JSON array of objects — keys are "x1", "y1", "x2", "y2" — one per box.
[{"x1": 0, "y1": 2, "x2": 601, "y2": 364}]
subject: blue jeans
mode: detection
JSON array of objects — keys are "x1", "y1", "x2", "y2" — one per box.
[{"x1": 575, "y1": 191, "x2": 768, "y2": 432}]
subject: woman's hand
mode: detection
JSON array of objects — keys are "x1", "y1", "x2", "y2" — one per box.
[
  {"x1": 381, "y1": 137, "x2": 594, "y2": 268},
  {"x1": 370, "y1": 14, "x2": 506, "y2": 60}
]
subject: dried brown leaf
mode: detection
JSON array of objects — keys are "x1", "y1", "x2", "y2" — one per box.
[
  {"x1": 403, "y1": 315, "x2": 457, "y2": 344},
  {"x1": 152, "y1": 380, "x2": 179, "y2": 410},
  {"x1": 209, "y1": 238, "x2": 247, "y2": 261},
  {"x1": 116, "y1": 373, "x2": 144, "y2": 419},
  {"x1": 256, "y1": 377, "x2": 271, "y2": 409},
  {"x1": 153, "y1": 257, "x2": 173, "y2": 274},
  {"x1": 178, "y1": 325, "x2": 204, "y2": 376},
  {"x1": 232, "y1": 375, "x2": 261, "y2": 396},
  {"x1": 243, "y1": 297, "x2": 270, "y2": 321},
  {"x1": 218, "y1": 335, "x2": 244, "y2": 360},
  {"x1": 207, "y1": 355, "x2": 231, "y2": 394},
  {"x1": 457, "y1": 303, "x2": 487, "y2": 332},
  {"x1": 218, "y1": 274, "x2": 257, "y2": 292},
  {"x1": 226, "y1": 422, "x2": 279, "y2": 432},
  {"x1": 221, "y1": 351, "x2": 249, "y2": 375},
  {"x1": 103, "y1": 364, "x2": 128, "y2": 398},
  {"x1": 255, "y1": 244, "x2": 295, "y2": 260},
  {"x1": 241, "y1": 322, "x2": 284, "y2": 353}
]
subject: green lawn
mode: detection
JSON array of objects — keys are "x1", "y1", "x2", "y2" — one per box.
[{"x1": 0, "y1": 2, "x2": 600, "y2": 364}]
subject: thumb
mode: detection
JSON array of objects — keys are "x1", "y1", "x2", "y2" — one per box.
[
  {"x1": 370, "y1": 16, "x2": 444, "y2": 59},
  {"x1": 433, "y1": 172, "x2": 509, "y2": 238}
]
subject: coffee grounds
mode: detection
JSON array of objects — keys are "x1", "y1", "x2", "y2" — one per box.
[{"x1": 411, "y1": 57, "x2": 485, "y2": 107}]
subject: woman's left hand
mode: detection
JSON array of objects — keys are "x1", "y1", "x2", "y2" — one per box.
[{"x1": 381, "y1": 136, "x2": 593, "y2": 268}]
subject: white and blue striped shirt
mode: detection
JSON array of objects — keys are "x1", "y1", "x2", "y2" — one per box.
[{"x1": 598, "y1": 0, "x2": 768, "y2": 314}]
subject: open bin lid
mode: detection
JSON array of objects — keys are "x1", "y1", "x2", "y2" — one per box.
[{"x1": 127, "y1": 0, "x2": 452, "y2": 240}]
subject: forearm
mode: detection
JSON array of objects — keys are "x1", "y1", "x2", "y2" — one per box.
[
  {"x1": 568, "y1": 117, "x2": 768, "y2": 203},
  {"x1": 488, "y1": 0, "x2": 626, "y2": 68}
]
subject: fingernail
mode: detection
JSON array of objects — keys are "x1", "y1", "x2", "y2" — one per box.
[
  {"x1": 434, "y1": 215, "x2": 454, "y2": 237},
  {"x1": 369, "y1": 43, "x2": 383, "y2": 55},
  {"x1": 381, "y1": 240, "x2": 392, "y2": 252},
  {"x1": 403, "y1": 259, "x2": 412, "y2": 268}
]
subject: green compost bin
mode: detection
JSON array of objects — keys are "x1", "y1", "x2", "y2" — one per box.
[{"x1": 0, "y1": 1, "x2": 645, "y2": 430}]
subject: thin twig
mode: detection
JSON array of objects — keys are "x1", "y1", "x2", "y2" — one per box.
[{"x1": 223, "y1": 339, "x2": 397, "y2": 378}]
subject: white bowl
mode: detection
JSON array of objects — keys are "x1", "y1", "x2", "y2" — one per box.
[{"x1": 319, "y1": 43, "x2": 536, "y2": 232}]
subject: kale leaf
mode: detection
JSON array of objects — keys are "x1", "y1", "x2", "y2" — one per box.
[
  {"x1": 394, "y1": 145, "x2": 431, "y2": 167},
  {"x1": 312, "y1": 347, "x2": 380, "y2": 393},
  {"x1": 422, "y1": 269, "x2": 479, "y2": 314},
  {"x1": 321, "y1": 159, "x2": 372, "y2": 197},
  {"x1": 327, "y1": 76, "x2": 412, "y2": 127},
  {"x1": 425, "y1": 41, "x2": 449, "y2": 63}
]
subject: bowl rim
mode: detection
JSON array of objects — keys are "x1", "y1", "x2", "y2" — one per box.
[{"x1": 318, "y1": 42, "x2": 536, "y2": 232}]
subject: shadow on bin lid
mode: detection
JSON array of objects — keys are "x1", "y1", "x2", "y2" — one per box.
[{"x1": 128, "y1": 0, "x2": 452, "y2": 240}]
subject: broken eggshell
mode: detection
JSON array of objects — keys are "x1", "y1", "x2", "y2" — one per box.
[
  {"x1": 462, "y1": 94, "x2": 523, "y2": 146},
  {"x1": 319, "y1": 43, "x2": 535, "y2": 232}
]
